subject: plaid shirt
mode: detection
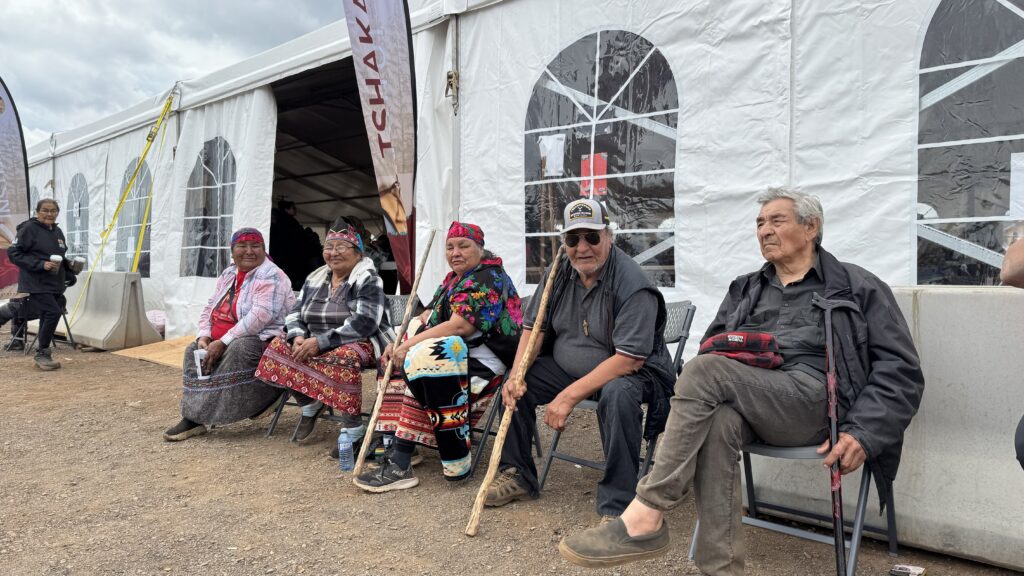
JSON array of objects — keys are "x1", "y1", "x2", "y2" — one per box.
[
  {"x1": 286, "y1": 257, "x2": 394, "y2": 355},
  {"x1": 197, "y1": 258, "x2": 296, "y2": 345}
]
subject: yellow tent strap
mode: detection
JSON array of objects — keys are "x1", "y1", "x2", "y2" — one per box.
[
  {"x1": 69, "y1": 93, "x2": 175, "y2": 323},
  {"x1": 130, "y1": 110, "x2": 170, "y2": 273}
]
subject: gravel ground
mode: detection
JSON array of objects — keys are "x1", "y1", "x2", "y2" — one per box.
[{"x1": 0, "y1": 345, "x2": 1018, "y2": 576}]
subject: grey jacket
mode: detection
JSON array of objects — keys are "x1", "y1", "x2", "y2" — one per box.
[{"x1": 705, "y1": 247, "x2": 924, "y2": 499}]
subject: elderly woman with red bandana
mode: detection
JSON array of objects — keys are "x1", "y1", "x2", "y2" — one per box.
[
  {"x1": 355, "y1": 221, "x2": 523, "y2": 492},
  {"x1": 255, "y1": 221, "x2": 394, "y2": 446},
  {"x1": 164, "y1": 227, "x2": 296, "y2": 442}
]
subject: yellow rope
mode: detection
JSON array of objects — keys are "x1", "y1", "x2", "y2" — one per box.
[{"x1": 69, "y1": 93, "x2": 175, "y2": 323}]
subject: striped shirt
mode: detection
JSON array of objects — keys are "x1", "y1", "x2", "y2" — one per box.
[{"x1": 197, "y1": 258, "x2": 296, "y2": 345}]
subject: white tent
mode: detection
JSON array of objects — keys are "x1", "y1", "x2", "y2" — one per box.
[{"x1": 23, "y1": 2, "x2": 1024, "y2": 566}]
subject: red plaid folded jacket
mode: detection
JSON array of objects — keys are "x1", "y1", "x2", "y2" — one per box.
[{"x1": 698, "y1": 331, "x2": 784, "y2": 369}]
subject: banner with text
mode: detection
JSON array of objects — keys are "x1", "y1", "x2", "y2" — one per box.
[
  {"x1": 343, "y1": 0, "x2": 418, "y2": 292},
  {"x1": 0, "y1": 76, "x2": 30, "y2": 299}
]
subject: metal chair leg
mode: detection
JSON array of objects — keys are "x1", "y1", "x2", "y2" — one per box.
[
  {"x1": 688, "y1": 520, "x2": 699, "y2": 561},
  {"x1": 537, "y1": 428, "x2": 562, "y2": 490},
  {"x1": 847, "y1": 466, "x2": 872, "y2": 575},
  {"x1": 640, "y1": 435, "x2": 658, "y2": 478},
  {"x1": 742, "y1": 451, "x2": 758, "y2": 518},
  {"x1": 265, "y1": 394, "x2": 289, "y2": 438},
  {"x1": 885, "y1": 480, "x2": 899, "y2": 556},
  {"x1": 470, "y1": 397, "x2": 501, "y2": 477},
  {"x1": 62, "y1": 311, "x2": 76, "y2": 347}
]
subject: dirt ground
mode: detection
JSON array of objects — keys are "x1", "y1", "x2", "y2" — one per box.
[{"x1": 0, "y1": 346, "x2": 1018, "y2": 576}]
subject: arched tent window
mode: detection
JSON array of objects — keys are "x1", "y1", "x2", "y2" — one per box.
[
  {"x1": 29, "y1": 185, "x2": 39, "y2": 212},
  {"x1": 66, "y1": 173, "x2": 89, "y2": 269},
  {"x1": 917, "y1": 0, "x2": 1024, "y2": 285},
  {"x1": 114, "y1": 158, "x2": 153, "y2": 277},
  {"x1": 180, "y1": 137, "x2": 237, "y2": 277},
  {"x1": 524, "y1": 30, "x2": 678, "y2": 286}
]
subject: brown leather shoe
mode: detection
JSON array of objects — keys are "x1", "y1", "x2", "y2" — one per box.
[{"x1": 558, "y1": 517, "x2": 670, "y2": 568}]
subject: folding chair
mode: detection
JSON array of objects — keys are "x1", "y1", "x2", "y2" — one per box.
[
  {"x1": 687, "y1": 444, "x2": 898, "y2": 576},
  {"x1": 536, "y1": 300, "x2": 697, "y2": 490},
  {"x1": 265, "y1": 293, "x2": 417, "y2": 439},
  {"x1": 469, "y1": 294, "x2": 542, "y2": 477},
  {"x1": 6, "y1": 295, "x2": 77, "y2": 354}
]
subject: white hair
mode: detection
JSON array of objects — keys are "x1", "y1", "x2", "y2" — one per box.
[{"x1": 757, "y1": 187, "x2": 824, "y2": 245}]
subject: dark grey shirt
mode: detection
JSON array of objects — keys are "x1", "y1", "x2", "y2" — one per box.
[
  {"x1": 742, "y1": 256, "x2": 826, "y2": 381},
  {"x1": 523, "y1": 252, "x2": 664, "y2": 380}
]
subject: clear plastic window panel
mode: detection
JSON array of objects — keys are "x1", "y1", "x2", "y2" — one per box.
[
  {"x1": 114, "y1": 158, "x2": 152, "y2": 277},
  {"x1": 66, "y1": 173, "x2": 89, "y2": 270},
  {"x1": 917, "y1": 1, "x2": 1024, "y2": 284},
  {"x1": 524, "y1": 30, "x2": 678, "y2": 287},
  {"x1": 180, "y1": 137, "x2": 236, "y2": 278}
]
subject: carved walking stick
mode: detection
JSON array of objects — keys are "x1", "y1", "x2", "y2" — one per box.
[
  {"x1": 465, "y1": 246, "x2": 564, "y2": 536},
  {"x1": 352, "y1": 229, "x2": 437, "y2": 477}
]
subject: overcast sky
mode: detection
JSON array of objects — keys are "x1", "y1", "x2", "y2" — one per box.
[{"x1": 2, "y1": 0, "x2": 343, "y2": 146}]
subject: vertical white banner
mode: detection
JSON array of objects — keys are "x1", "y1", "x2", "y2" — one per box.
[{"x1": 342, "y1": 0, "x2": 417, "y2": 291}]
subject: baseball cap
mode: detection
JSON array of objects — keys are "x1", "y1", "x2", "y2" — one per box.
[{"x1": 562, "y1": 198, "x2": 610, "y2": 232}]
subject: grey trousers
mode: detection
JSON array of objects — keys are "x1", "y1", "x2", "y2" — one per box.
[{"x1": 635, "y1": 354, "x2": 829, "y2": 576}]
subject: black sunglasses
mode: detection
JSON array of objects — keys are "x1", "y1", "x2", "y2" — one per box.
[{"x1": 562, "y1": 230, "x2": 602, "y2": 248}]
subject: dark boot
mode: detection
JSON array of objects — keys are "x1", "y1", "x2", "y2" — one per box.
[{"x1": 34, "y1": 348, "x2": 61, "y2": 371}]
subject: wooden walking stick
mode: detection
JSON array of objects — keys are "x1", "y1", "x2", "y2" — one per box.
[
  {"x1": 352, "y1": 228, "x2": 437, "y2": 477},
  {"x1": 465, "y1": 245, "x2": 564, "y2": 536}
]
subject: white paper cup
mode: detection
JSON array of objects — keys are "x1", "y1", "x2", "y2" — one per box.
[
  {"x1": 49, "y1": 255, "x2": 63, "y2": 274},
  {"x1": 69, "y1": 256, "x2": 85, "y2": 274},
  {"x1": 194, "y1": 349, "x2": 210, "y2": 380}
]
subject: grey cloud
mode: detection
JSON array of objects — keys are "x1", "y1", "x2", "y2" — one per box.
[{"x1": 2, "y1": 0, "x2": 343, "y2": 145}]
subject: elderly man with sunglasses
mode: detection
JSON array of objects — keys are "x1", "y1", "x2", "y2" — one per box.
[{"x1": 485, "y1": 198, "x2": 676, "y2": 522}]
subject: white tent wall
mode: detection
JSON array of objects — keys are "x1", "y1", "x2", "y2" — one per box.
[
  {"x1": 101, "y1": 124, "x2": 174, "y2": 309},
  {"x1": 53, "y1": 143, "x2": 109, "y2": 275},
  {"x1": 163, "y1": 87, "x2": 277, "y2": 339},
  {"x1": 457, "y1": 0, "x2": 795, "y2": 336},
  {"x1": 412, "y1": 20, "x2": 459, "y2": 303},
  {"x1": 27, "y1": 160, "x2": 53, "y2": 212}
]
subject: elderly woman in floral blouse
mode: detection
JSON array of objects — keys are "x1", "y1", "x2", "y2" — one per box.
[
  {"x1": 164, "y1": 228, "x2": 295, "y2": 441},
  {"x1": 355, "y1": 221, "x2": 522, "y2": 492}
]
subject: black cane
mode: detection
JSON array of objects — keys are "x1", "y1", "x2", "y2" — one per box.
[{"x1": 813, "y1": 294, "x2": 860, "y2": 576}]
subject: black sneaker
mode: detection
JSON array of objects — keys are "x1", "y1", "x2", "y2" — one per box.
[
  {"x1": 34, "y1": 349, "x2": 61, "y2": 371},
  {"x1": 5, "y1": 339, "x2": 24, "y2": 351},
  {"x1": 163, "y1": 418, "x2": 207, "y2": 442},
  {"x1": 353, "y1": 459, "x2": 419, "y2": 493}
]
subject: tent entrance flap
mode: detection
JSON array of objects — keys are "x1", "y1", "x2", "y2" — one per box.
[{"x1": 269, "y1": 58, "x2": 397, "y2": 293}]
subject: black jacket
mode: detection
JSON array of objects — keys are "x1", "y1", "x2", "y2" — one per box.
[
  {"x1": 705, "y1": 247, "x2": 924, "y2": 499},
  {"x1": 7, "y1": 218, "x2": 76, "y2": 294}
]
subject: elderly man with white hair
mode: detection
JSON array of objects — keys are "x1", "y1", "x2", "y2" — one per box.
[{"x1": 558, "y1": 188, "x2": 925, "y2": 576}]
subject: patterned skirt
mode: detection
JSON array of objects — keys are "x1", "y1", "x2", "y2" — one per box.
[
  {"x1": 254, "y1": 336, "x2": 374, "y2": 416},
  {"x1": 376, "y1": 335, "x2": 502, "y2": 479},
  {"x1": 180, "y1": 336, "x2": 281, "y2": 425}
]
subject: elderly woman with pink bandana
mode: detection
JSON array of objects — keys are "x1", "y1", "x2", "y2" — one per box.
[
  {"x1": 164, "y1": 227, "x2": 296, "y2": 442},
  {"x1": 255, "y1": 221, "x2": 394, "y2": 446},
  {"x1": 355, "y1": 221, "x2": 523, "y2": 492}
]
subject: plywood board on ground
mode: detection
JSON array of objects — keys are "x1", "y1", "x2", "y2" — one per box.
[{"x1": 112, "y1": 335, "x2": 194, "y2": 369}]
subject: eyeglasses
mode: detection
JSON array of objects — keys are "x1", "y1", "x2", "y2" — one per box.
[
  {"x1": 323, "y1": 243, "x2": 354, "y2": 254},
  {"x1": 38, "y1": 209, "x2": 59, "y2": 215},
  {"x1": 562, "y1": 230, "x2": 602, "y2": 248}
]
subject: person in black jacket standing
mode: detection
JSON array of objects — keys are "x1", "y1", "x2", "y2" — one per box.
[{"x1": 3, "y1": 198, "x2": 77, "y2": 370}]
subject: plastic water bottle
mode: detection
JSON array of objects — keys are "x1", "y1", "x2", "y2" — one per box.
[{"x1": 337, "y1": 428, "x2": 354, "y2": 472}]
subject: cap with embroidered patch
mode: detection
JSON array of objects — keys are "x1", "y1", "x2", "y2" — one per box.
[{"x1": 563, "y1": 198, "x2": 610, "y2": 232}]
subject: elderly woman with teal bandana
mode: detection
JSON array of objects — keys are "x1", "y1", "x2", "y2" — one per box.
[
  {"x1": 164, "y1": 227, "x2": 296, "y2": 442},
  {"x1": 255, "y1": 221, "x2": 394, "y2": 446},
  {"x1": 355, "y1": 221, "x2": 523, "y2": 492}
]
